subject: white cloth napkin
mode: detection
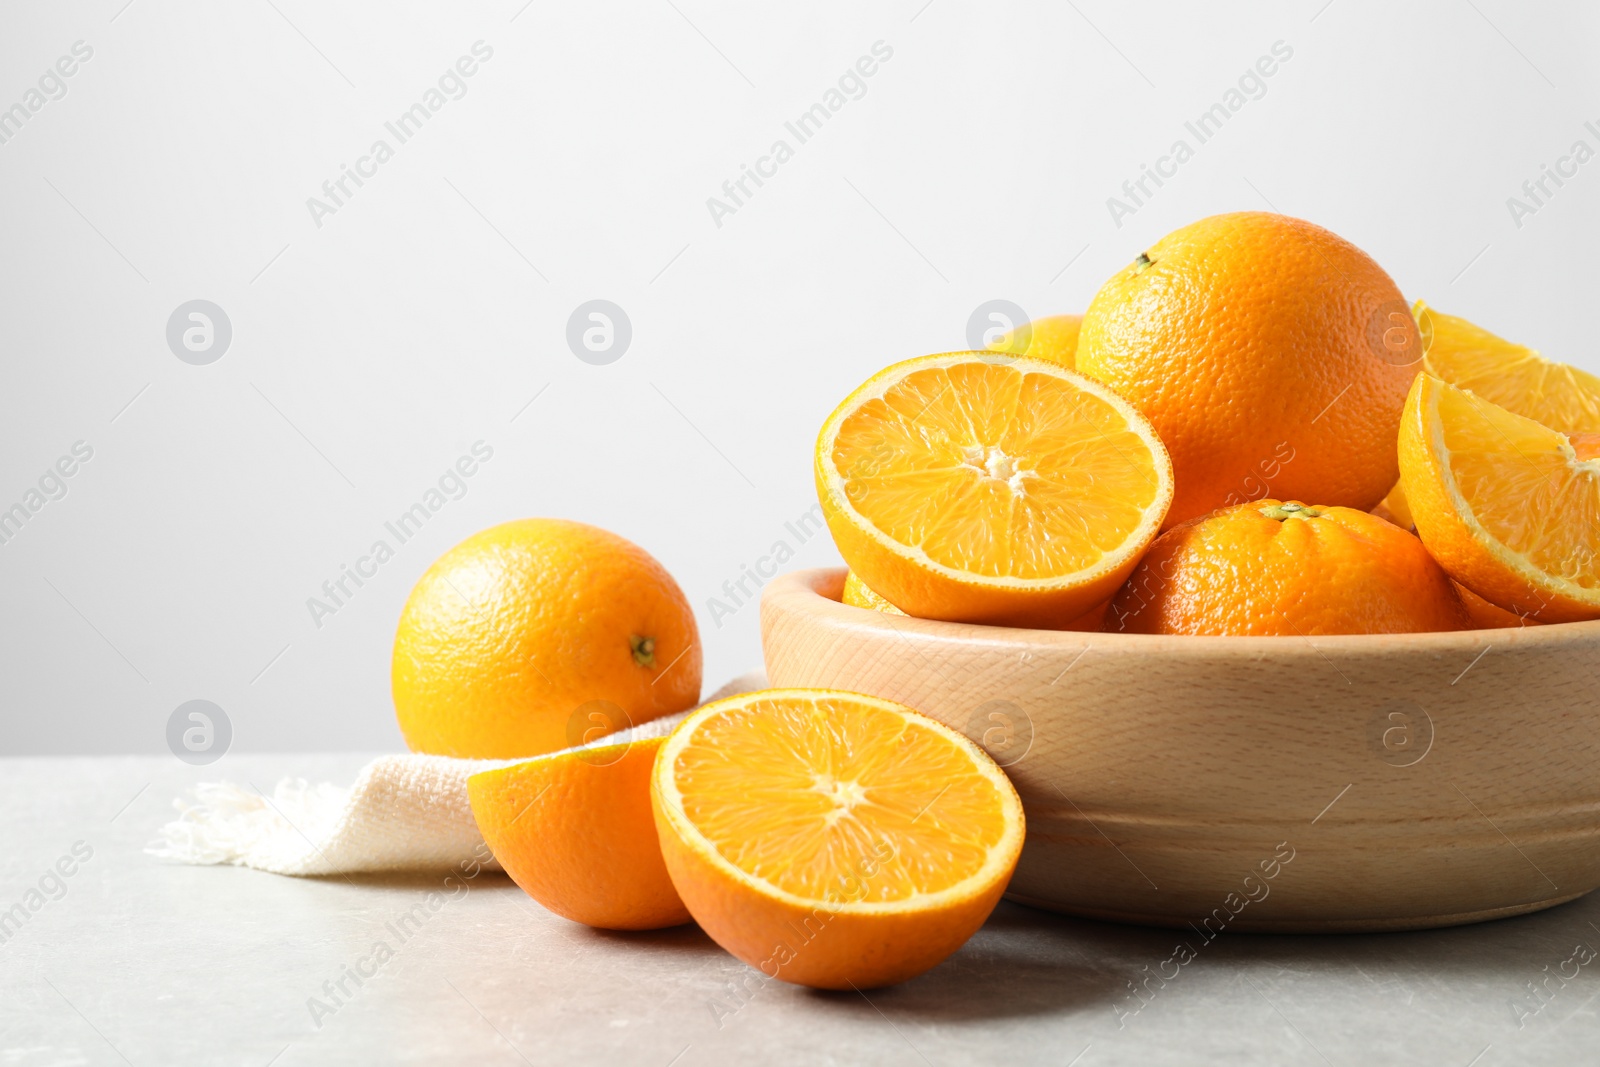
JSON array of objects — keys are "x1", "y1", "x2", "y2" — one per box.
[{"x1": 147, "y1": 671, "x2": 767, "y2": 876}]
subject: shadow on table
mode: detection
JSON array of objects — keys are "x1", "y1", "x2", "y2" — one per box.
[
  {"x1": 579, "y1": 923, "x2": 726, "y2": 954},
  {"x1": 807, "y1": 887, "x2": 1600, "y2": 1023},
  {"x1": 314, "y1": 870, "x2": 517, "y2": 890},
  {"x1": 805, "y1": 901, "x2": 1155, "y2": 1022},
  {"x1": 322, "y1": 870, "x2": 1600, "y2": 1024}
]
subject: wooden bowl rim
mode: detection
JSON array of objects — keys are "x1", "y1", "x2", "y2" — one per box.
[{"x1": 764, "y1": 567, "x2": 1600, "y2": 658}]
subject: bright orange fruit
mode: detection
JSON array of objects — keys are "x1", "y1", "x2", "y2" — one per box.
[
  {"x1": 469, "y1": 736, "x2": 690, "y2": 930},
  {"x1": 842, "y1": 569, "x2": 1106, "y2": 631},
  {"x1": 1105, "y1": 500, "x2": 1469, "y2": 635},
  {"x1": 1381, "y1": 302, "x2": 1600, "y2": 523},
  {"x1": 1416, "y1": 301, "x2": 1600, "y2": 430},
  {"x1": 393, "y1": 519, "x2": 700, "y2": 758},
  {"x1": 1456, "y1": 583, "x2": 1536, "y2": 629},
  {"x1": 1374, "y1": 483, "x2": 1415, "y2": 531},
  {"x1": 987, "y1": 313, "x2": 1083, "y2": 369},
  {"x1": 1398, "y1": 374, "x2": 1600, "y2": 622},
  {"x1": 650, "y1": 689, "x2": 1024, "y2": 989},
  {"x1": 1077, "y1": 212, "x2": 1418, "y2": 526},
  {"x1": 816, "y1": 352, "x2": 1173, "y2": 628},
  {"x1": 841, "y1": 570, "x2": 906, "y2": 615}
]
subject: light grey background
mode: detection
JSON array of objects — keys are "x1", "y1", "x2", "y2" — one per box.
[{"x1": 2, "y1": 0, "x2": 1596, "y2": 754}]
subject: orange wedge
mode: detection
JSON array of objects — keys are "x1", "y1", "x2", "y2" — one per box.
[
  {"x1": 650, "y1": 689, "x2": 1024, "y2": 989},
  {"x1": 1417, "y1": 301, "x2": 1600, "y2": 430},
  {"x1": 1398, "y1": 374, "x2": 1600, "y2": 622},
  {"x1": 469, "y1": 736, "x2": 690, "y2": 931},
  {"x1": 815, "y1": 352, "x2": 1173, "y2": 627},
  {"x1": 1383, "y1": 303, "x2": 1600, "y2": 526}
]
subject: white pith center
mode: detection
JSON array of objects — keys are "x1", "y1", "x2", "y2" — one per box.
[
  {"x1": 814, "y1": 774, "x2": 867, "y2": 825},
  {"x1": 961, "y1": 444, "x2": 1032, "y2": 492}
]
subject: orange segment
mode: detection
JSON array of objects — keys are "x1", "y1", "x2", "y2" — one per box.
[
  {"x1": 468, "y1": 736, "x2": 690, "y2": 931},
  {"x1": 1398, "y1": 374, "x2": 1600, "y2": 622},
  {"x1": 1418, "y1": 301, "x2": 1600, "y2": 430},
  {"x1": 650, "y1": 689, "x2": 1024, "y2": 989},
  {"x1": 816, "y1": 352, "x2": 1173, "y2": 627}
]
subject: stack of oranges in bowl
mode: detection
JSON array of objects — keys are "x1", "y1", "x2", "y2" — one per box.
[
  {"x1": 823, "y1": 211, "x2": 1600, "y2": 636},
  {"x1": 397, "y1": 211, "x2": 1600, "y2": 993}
]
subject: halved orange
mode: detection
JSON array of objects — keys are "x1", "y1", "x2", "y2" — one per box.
[
  {"x1": 1398, "y1": 374, "x2": 1600, "y2": 622},
  {"x1": 469, "y1": 736, "x2": 690, "y2": 931},
  {"x1": 815, "y1": 352, "x2": 1173, "y2": 627},
  {"x1": 1417, "y1": 301, "x2": 1600, "y2": 430},
  {"x1": 842, "y1": 568, "x2": 1107, "y2": 631},
  {"x1": 650, "y1": 689, "x2": 1024, "y2": 989}
]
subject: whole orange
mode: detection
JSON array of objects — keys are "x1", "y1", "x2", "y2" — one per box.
[
  {"x1": 1077, "y1": 212, "x2": 1419, "y2": 526},
  {"x1": 1105, "y1": 500, "x2": 1470, "y2": 636},
  {"x1": 392, "y1": 519, "x2": 700, "y2": 758}
]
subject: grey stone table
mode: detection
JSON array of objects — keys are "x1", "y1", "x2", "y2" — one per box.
[{"x1": 3, "y1": 754, "x2": 1596, "y2": 1066}]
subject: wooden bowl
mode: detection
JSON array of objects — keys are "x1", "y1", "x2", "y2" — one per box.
[{"x1": 761, "y1": 568, "x2": 1600, "y2": 932}]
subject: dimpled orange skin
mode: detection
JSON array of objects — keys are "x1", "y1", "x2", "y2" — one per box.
[
  {"x1": 392, "y1": 519, "x2": 700, "y2": 759},
  {"x1": 468, "y1": 737, "x2": 690, "y2": 931},
  {"x1": 1104, "y1": 500, "x2": 1470, "y2": 636},
  {"x1": 1077, "y1": 212, "x2": 1419, "y2": 527}
]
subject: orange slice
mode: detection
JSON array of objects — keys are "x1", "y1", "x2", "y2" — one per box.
[
  {"x1": 1383, "y1": 303, "x2": 1600, "y2": 525},
  {"x1": 469, "y1": 736, "x2": 690, "y2": 931},
  {"x1": 1417, "y1": 301, "x2": 1600, "y2": 430},
  {"x1": 815, "y1": 352, "x2": 1173, "y2": 627},
  {"x1": 1398, "y1": 374, "x2": 1600, "y2": 622},
  {"x1": 650, "y1": 689, "x2": 1024, "y2": 989}
]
